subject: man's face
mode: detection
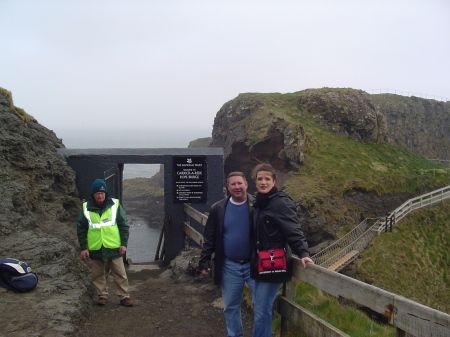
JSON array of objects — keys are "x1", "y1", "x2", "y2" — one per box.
[
  {"x1": 227, "y1": 176, "x2": 248, "y2": 202},
  {"x1": 93, "y1": 192, "x2": 106, "y2": 204}
]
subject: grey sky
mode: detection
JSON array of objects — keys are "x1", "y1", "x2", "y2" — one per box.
[{"x1": 1, "y1": 0, "x2": 449, "y2": 147}]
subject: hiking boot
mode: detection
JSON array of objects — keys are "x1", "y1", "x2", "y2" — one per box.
[
  {"x1": 96, "y1": 297, "x2": 108, "y2": 306},
  {"x1": 120, "y1": 297, "x2": 134, "y2": 307}
]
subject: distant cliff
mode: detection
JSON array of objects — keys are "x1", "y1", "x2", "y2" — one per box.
[
  {"x1": 0, "y1": 88, "x2": 91, "y2": 335},
  {"x1": 372, "y1": 94, "x2": 450, "y2": 159}
]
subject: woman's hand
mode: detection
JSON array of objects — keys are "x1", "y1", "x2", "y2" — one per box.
[{"x1": 301, "y1": 257, "x2": 314, "y2": 268}]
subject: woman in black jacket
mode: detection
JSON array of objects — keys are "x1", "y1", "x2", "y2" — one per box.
[{"x1": 250, "y1": 163, "x2": 314, "y2": 337}]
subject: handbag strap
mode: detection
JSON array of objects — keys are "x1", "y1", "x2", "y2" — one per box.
[{"x1": 256, "y1": 211, "x2": 261, "y2": 252}]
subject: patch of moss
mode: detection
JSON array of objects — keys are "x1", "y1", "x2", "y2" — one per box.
[{"x1": 0, "y1": 87, "x2": 36, "y2": 123}]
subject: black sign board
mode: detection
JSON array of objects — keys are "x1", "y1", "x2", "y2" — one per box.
[{"x1": 173, "y1": 156, "x2": 207, "y2": 203}]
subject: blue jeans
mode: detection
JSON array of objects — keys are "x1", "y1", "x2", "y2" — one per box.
[
  {"x1": 252, "y1": 280, "x2": 282, "y2": 337},
  {"x1": 221, "y1": 258, "x2": 256, "y2": 337}
]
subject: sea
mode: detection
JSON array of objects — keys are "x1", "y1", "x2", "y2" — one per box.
[{"x1": 63, "y1": 129, "x2": 207, "y2": 263}]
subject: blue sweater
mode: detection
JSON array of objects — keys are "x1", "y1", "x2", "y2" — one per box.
[{"x1": 223, "y1": 199, "x2": 251, "y2": 261}]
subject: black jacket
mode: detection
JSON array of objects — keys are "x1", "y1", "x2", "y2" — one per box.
[
  {"x1": 198, "y1": 194, "x2": 255, "y2": 285},
  {"x1": 251, "y1": 190, "x2": 310, "y2": 283}
]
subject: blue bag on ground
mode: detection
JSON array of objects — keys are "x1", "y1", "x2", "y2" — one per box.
[{"x1": 0, "y1": 258, "x2": 38, "y2": 292}]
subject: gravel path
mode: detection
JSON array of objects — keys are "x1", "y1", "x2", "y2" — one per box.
[{"x1": 77, "y1": 251, "x2": 254, "y2": 337}]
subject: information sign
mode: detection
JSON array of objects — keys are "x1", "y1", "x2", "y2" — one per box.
[{"x1": 173, "y1": 156, "x2": 207, "y2": 203}]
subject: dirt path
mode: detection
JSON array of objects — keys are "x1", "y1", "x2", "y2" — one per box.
[{"x1": 77, "y1": 251, "x2": 254, "y2": 337}]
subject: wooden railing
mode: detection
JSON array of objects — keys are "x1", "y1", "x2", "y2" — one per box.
[
  {"x1": 311, "y1": 185, "x2": 450, "y2": 271},
  {"x1": 385, "y1": 185, "x2": 450, "y2": 226},
  {"x1": 182, "y1": 203, "x2": 450, "y2": 337},
  {"x1": 279, "y1": 258, "x2": 449, "y2": 337}
]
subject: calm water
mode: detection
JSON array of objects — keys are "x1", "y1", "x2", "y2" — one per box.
[{"x1": 126, "y1": 215, "x2": 162, "y2": 263}]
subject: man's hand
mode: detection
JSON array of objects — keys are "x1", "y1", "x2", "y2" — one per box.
[
  {"x1": 201, "y1": 268, "x2": 211, "y2": 276},
  {"x1": 119, "y1": 246, "x2": 127, "y2": 255},
  {"x1": 301, "y1": 257, "x2": 314, "y2": 268},
  {"x1": 80, "y1": 250, "x2": 89, "y2": 260}
]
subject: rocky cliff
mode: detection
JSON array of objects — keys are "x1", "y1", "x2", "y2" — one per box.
[
  {"x1": 0, "y1": 88, "x2": 91, "y2": 336},
  {"x1": 372, "y1": 94, "x2": 450, "y2": 159},
  {"x1": 211, "y1": 88, "x2": 391, "y2": 187}
]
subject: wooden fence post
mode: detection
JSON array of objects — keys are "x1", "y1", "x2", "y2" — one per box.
[{"x1": 280, "y1": 280, "x2": 297, "y2": 336}]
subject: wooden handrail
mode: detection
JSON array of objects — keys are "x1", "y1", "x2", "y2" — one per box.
[{"x1": 290, "y1": 259, "x2": 449, "y2": 337}]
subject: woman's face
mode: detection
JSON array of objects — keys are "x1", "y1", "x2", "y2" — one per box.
[{"x1": 256, "y1": 170, "x2": 276, "y2": 194}]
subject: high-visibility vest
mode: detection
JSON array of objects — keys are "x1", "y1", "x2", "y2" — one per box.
[{"x1": 83, "y1": 199, "x2": 121, "y2": 250}]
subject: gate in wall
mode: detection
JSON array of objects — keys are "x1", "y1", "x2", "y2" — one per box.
[{"x1": 57, "y1": 148, "x2": 224, "y2": 263}]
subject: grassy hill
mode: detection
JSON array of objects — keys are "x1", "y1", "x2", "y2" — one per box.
[
  {"x1": 357, "y1": 199, "x2": 450, "y2": 313},
  {"x1": 221, "y1": 90, "x2": 449, "y2": 242}
]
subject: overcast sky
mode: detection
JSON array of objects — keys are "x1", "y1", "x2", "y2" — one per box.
[{"x1": 1, "y1": 0, "x2": 449, "y2": 147}]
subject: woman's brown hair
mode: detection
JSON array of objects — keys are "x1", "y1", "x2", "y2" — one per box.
[{"x1": 250, "y1": 163, "x2": 276, "y2": 181}]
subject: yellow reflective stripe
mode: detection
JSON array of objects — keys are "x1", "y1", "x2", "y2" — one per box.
[{"x1": 83, "y1": 199, "x2": 118, "y2": 228}]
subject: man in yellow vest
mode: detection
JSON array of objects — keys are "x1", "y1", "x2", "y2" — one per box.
[{"x1": 77, "y1": 179, "x2": 133, "y2": 307}]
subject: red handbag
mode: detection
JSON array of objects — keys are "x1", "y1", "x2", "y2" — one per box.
[{"x1": 257, "y1": 248, "x2": 287, "y2": 274}]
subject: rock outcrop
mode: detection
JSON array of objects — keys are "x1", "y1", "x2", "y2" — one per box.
[
  {"x1": 211, "y1": 88, "x2": 390, "y2": 187},
  {"x1": 372, "y1": 94, "x2": 450, "y2": 159},
  {"x1": 0, "y1": 88, "x2": 91, "y2": 336},
  {"x1": 298, "y1": 89, "x2": 389, "y2": 144}
]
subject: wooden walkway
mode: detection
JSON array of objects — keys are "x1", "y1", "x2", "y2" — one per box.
[{"x1": 327, "y1": 250, "x2": 359, "y2": 271}]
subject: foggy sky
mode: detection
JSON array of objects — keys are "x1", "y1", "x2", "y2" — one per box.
[{"x1": 1, "y1": 0, "x2": 449, "y2": 147}]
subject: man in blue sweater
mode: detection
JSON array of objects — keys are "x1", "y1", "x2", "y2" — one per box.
[{"x1": 199, "y1": 172, "x2": 255, "y2": 337}]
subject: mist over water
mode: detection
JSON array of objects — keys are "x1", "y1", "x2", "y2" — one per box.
[
  {"x1": 59, "y1": 128, "x2": 208, "y2": 150},
  {"x1": 123, "y1": 164, "x2": 160, "y2": 179}
]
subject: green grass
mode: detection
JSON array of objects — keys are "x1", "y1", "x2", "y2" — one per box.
[
  {"x1": 122, "y1": 169, "x2": 164, "y2": 199},
  {"x1": 0, "y1": 87, "x2": 36, "y2": 123},
  {"x1": 270, "y1": 281, "x2": 396, "y2": 337},
  {"x1": 357, "y1": 200, "x2": 450, "y2": 313},
  {"x1": 188, "y1": 137, "x2": 212, "y2": 148}
]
